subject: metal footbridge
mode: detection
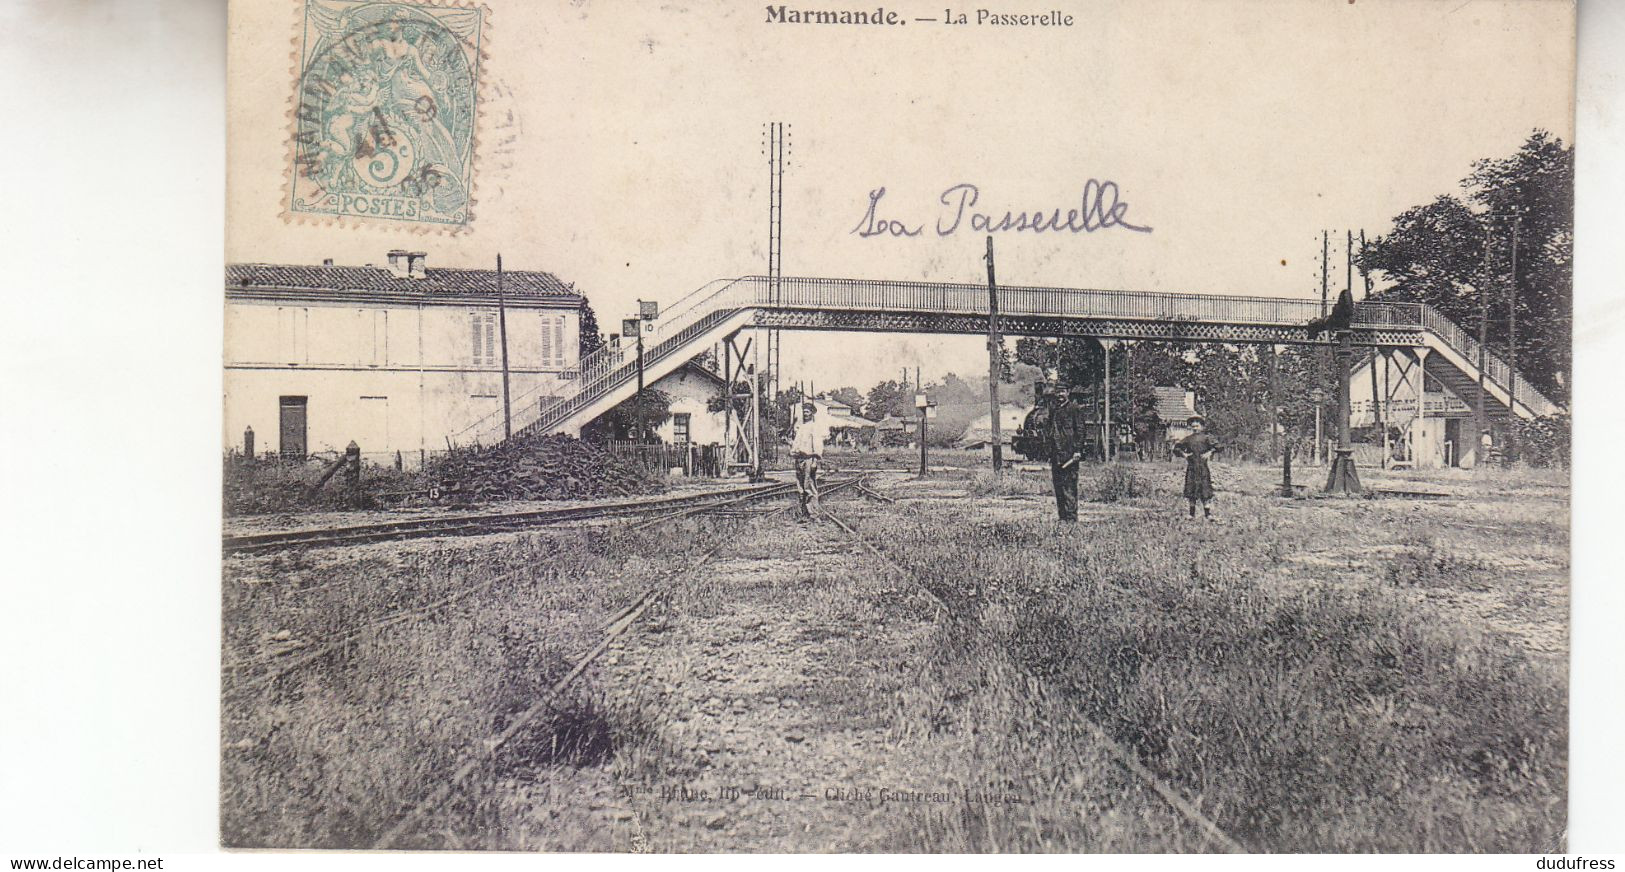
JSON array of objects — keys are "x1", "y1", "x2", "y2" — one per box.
[{"x1": 457, "y1": 275, "x2": 1561, "y2": 446}]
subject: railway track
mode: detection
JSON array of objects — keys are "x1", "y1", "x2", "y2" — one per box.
[
  {"x1": 366, "y1": 473, "x2": 872, "y2": 849},
  {"x1": 225, "y1": 475, "x2": 871, "y2": 698},
  {"x1": 223, "y1": 480, "x2": 801, "y2": 555},
  {"x1": 817, "y1": 505, "x2": 1252, "y2": 855}
]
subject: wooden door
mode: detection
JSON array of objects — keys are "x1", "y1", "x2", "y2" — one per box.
[{"x1": 279, "y1": 396, "x2": 307, "y2": 459}]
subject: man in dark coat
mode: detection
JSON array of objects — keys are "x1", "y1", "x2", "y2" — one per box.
[{"x1": 1046, "y1": 385, "x2": 1089, "y2": 522}]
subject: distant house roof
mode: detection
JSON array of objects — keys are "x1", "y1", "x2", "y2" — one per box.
[
  {"x1": 1151, "y1": 387, "x2": 1195, "y2": 423},
  {"x1": 958, "y1": 404, "x2": 1031, "y2": 447},
  {"x1": 876, "y1": 415, "x2": 914, "y2": 431},
  {"x1": 225, "y1": 261, "x2": 583, "y2": 308},
  {"x1": 665, "y1": 360, "x2": 726, "y2": 386},
  {"x1": 811, "y1": 398, "x2": 871, "y2": 427}
]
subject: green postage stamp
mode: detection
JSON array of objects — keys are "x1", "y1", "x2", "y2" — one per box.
[{"x1": 288, "y1": 0, "x2": 485, "y2": 229}]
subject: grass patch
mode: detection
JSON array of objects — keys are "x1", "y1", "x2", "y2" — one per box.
[
  {"x1": 845, "y1": 497, "x2": 1566, "y2": 852},
  {"x1": 1090, "y1": 464, "x2": 1152, "y2": 502},
  {"x1": 221, "y1": 521, "x2": 728, "y2": 849},
  {"x1": 966, "y1": 469, "x2": 1051, "y2": 498}
]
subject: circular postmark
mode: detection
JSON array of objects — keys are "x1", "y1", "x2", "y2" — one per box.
[{"x1": 289, "y1": 2, "x2": 486, "y2": 228}]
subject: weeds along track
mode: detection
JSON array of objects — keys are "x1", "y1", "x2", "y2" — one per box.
[
  {"x1": 224, "y1": 476, "x2": 870, "y2": 698},
  {"x1": 222, "y1": 482, "x2": 798, "y2": 555},
  {"x1": 367, "y1": 540, "x2": 725, "y2": 850},
  {"x1": 364, "y1": 473, "x2": 873, "y2": 849},
  {"x1": 818, "y1": 505, "x2": 1252, "y2": 854}
]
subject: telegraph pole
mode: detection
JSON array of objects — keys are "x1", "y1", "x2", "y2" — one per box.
[
  {"x1": 1509, "y1": 211, "x2": 1520, "y2": 414},
  {"x1": 765, "y1": 121, "x2": 786, "y2": 402},
  {"x1": 1476, "y1": 228, "x2": 1489, "y2": 460},
  {"x1": 984, "y1": 235, "x2": 1004, "y2": 474},
  {"x1": 1345, "y1": 230, "x2": 1353, "y2": 306},
  {"x1": 1321, "y1": 231, "x2": 1330, "y2": 315},
  {"x1": 1361, "y1": 230, "x2": 1382, "y2": 440},
  {"x1": 497, "y1": 253, "x2": 513, "y2": 441}
]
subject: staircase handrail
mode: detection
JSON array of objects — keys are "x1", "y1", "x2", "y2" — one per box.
[
  {"x1": 493, "y1": 277, "x2": 758, "y2": 441},
  {"x1": 454, "y1": 277, "x2": 755, "y2": 444},
  {"x1": 1416, "y1": 303, "x2": 1559, "y2": 415}
]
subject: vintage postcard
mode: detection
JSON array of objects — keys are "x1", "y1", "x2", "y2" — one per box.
[{"x1": 223, "y1": 0, "x2": 1576, "y2": 853}]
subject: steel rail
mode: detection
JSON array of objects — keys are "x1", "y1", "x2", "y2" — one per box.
[
  {"x1": 372, "y1": 542, "x2": 726, "y2": 850},
  {"x1": 223, "y1": 482, "x2": 793, "y2": 555},
  {"x1": 371, "y1": 473, "x2": 872, "y2": 849},
  {"x1": 224, "y1": 478, "x2": 865, "y2": 693},
  {"x1": 819, "y1": 506, "x2": 1252, "y2": 855}
]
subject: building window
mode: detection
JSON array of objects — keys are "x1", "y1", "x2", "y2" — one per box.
[
  {"x1": 278, "y1": 306, "x2": 308, "y2": 364},
  {"x1": 363, "y1": 309, "x2": 387, "y2": 366},
  {"x1": 471, "y1": 312, "x2": 497, "y2": 366},
  {"x1": 539, "y1": 313, "x2": 568, "y2": 368},
  {"x1": 672, "y1": 413, "x2": 691, "y2": 446}
]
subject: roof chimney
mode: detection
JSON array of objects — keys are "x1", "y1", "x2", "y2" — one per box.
[
  {"x1": 322, "y1": 258, "x2": 335, "y2": 267},
  {"x1": 406, "y1": 251, "x2": 427, "y2": 279},
  {"x1": 385, "y1": 249, "x2": 411, "y2": 278}
]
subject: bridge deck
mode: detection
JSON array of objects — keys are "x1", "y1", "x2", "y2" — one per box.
[{"x1": 453, "y1": 275, "x2": 1559, "y2": 445}]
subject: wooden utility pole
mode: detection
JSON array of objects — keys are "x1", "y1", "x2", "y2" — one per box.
[
  {"x1": 497, "y1": 253, "x2": 513, "y2": 441},
  {"x1": 1321, "y1": 231, "x2": 1330, "y2": 315},
  {"x1": 1509, "y1": 212, "x2": 1520, "y2": 414},
  {"x1": 765, "y1": 121, "x2": 785, "y2": 402},
  {"x1": 1361, "y1": 231, "x2": 1383, "y2": 442},
  {"x1": 1476, "y1": 229, "x2": 1489, "y2": 460},
  {"x1": 919, "y1": 405, "x2": 928, "y2": 476},
  {"x1": 625, "y1": 311, "x2": 647, "y2": 441},
  {"x1": 984, "y1": 235, "x2": 1004, "y2": 474},
  {"x1": 636, "y1": 322, "x2": 646, "y2": 441},
  {"x1": 1345, "y1": 230, "x2": 1353, "y2": 306}
]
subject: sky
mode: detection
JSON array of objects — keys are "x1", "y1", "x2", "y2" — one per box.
[{"x1": 227, "y1": 0, "x2": 1576, "y2": 392}]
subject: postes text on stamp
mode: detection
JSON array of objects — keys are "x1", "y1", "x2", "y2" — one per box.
[{"x1": 289, "y1": 0, "x2": 485, "y2": 229}]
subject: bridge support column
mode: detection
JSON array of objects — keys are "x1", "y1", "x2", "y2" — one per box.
[
  {"x1": 1325, "y1": 331, "x2": 1362, "y2": 495},
  {"x1": 1413, "y1": 347, "x2": 1432, "y2": 468},
  {"x1": 723, "y1": 332, "x2": 761, "y2": 480}
]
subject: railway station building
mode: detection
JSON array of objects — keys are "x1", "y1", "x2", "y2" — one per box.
[{"x1": 224, "y1": 251, "x2": 583, "y2": 467}]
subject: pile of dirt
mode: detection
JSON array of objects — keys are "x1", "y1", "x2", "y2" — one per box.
[{"x1": 428, "y1": 433, "x2": 669, "y2": 502}]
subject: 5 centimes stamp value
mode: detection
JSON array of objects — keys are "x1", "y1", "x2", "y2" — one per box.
[{"x1": 288, "y1": 0, "x2": 485, "y2": 229}]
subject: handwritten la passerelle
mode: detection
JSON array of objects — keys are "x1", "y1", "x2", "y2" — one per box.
[{"x1": 853, "y1": 182, "x2": 1152, "y2": 239}]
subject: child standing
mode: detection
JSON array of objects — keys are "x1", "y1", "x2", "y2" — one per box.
[{"x1": 1174, "y1": 414, "x2": 1221, "y2": 519}]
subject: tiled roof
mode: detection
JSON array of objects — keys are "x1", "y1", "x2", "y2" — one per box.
[{"x1": 225, "y1": 263, "x2": 581, "y2": 304}]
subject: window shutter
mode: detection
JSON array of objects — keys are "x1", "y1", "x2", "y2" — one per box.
[
  {"x1": 471, "y1": 313, "x2": 482, "y2": 362},
  {"x1": 553, "y1": 317, "x2": 565, "y2": 367},
  {"x1": 484, "y1": 316, "x2": 495, "y2": 363},
  {"x1": 540, "y1": 314, "x2": 552, "y2": 366}
]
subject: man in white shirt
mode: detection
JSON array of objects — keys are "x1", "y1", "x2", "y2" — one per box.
[{"x1": 789, "y1": 401, "x2": 828, "y2": 519}]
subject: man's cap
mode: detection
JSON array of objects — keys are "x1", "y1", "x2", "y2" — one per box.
[
  {"x1": 1068, "y1": 385, "x2": 1089, "y2": 397},
  {"x1": 1187, "y1": 414, "x2": 1206, "y2": 426}
]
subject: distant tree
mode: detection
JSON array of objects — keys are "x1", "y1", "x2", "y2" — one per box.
[
  {"x1": 828, "y1": 386, "x2": 865, "y2": 411},
  {"x1": 770, "y1": 384, "x2": 807, "y2": 441},
  {"x1": 692, "y1": 347, "x2": 721, "y2": 374},
  {"x1": 599, "y1": 388, "x2": 673, "y2": 441},
  {"x1": 863, "y1": 379, "x2": 914, "y2": 421},
  {"x1": 578, "y1": 294, "x2": 605, "y2": 356},
  {"x1": 1360, "y1": 130, "x2": 1572, "y2": 403}
]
